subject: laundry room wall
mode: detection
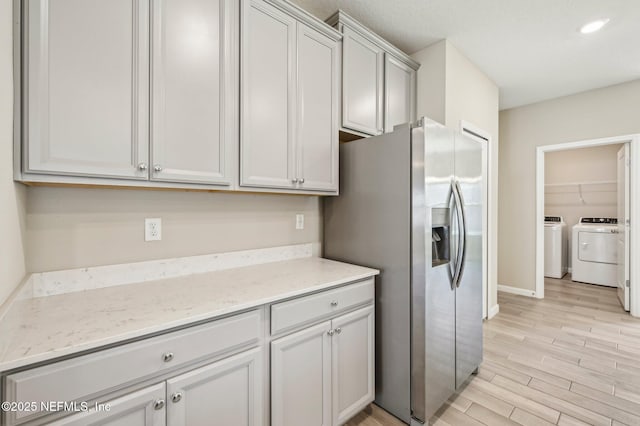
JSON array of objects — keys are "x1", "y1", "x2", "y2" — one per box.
[
  {"x1": 545, "y1": 144, "x2": 622, "y2": 269},
  {"x1": 499, "y1": 78, "x2": 640, "y2": 293}
]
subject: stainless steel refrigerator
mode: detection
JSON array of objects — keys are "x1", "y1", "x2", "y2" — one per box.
[{"x1": 324, "y1": 118, "x2": 483, "y2": 425}]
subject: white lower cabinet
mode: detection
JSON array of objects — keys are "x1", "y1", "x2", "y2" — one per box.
[
  {"x1": 331, "y1": 306, "x2": 375, "y2": 425},
  {"x1": 50, "y1": 348, "x2": 263, "y2": 426},
  {"x1": 2, "y1": 282, "x2": 375, "y2": 426},
  {"x1": 49, "y1": 383, "x2": 167, "y2": 426},
  {"x1": 271, "y1": 305, "x2": 375, "y2": 426},
  {"x1": 271, "y1": 321, "x2": 332, "y2": 426},
  {"x1": 166, "y1": 348, "x2": 263, "y2": 426}
]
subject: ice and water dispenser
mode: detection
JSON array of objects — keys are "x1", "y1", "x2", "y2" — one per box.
[{"x1": 431, "y1": 207, "x2": 450, "y2": 267}]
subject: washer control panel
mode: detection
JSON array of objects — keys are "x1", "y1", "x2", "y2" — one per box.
[
  {"x1": 579, "y1": 217, "x2": 617, "y2": 224},
  {"x1": 544, "y1": 216, "x2": 563, "y2": 223}
]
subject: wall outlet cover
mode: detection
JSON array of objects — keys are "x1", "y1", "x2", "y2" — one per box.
[
  {"x1": 145, "y1": 218, "x2": 162, "y2": 241},
  {"x1": 295, "y1": 214, "x2": 304, "y2": 230}
]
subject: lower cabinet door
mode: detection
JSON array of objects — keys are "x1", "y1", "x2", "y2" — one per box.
[
  {"x1": 49, "y1": 383, "x2": 166, "y2": 426},
  {"x1": 166, "y1": 348, "x2": 263, "y2": 426},
  {"x1": 271, "y1": 321, "x2": 332, "y2": 426},
  {"x1": 331, "y1": 306, "x2": 375, "y2": 425}
]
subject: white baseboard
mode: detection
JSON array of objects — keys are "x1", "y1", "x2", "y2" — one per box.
[
  {"x1": 488, "y1": 304, "x2": 500, "y2": 319},
  {"x1": 498, "y1": 284, "x2": 537, "y2": 298}
]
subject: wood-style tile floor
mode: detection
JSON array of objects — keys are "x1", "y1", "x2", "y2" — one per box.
[{"x1": 347, "y1": 276, "x2": 640, "y2": 426}]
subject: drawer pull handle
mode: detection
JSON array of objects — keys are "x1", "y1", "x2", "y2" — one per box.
[
  {"x1": 171, "y1": 392, "x2": 183, "y2": 403},
  {"x1": 330, "y1": 301, "x2": 338, "y2": 307},
  {"x1": 163, "y1": 352, "x2": 174, "y2": 362},
  {"x1": 327, "y1": 329, "x2": 335, "y2": 336},
  {"x1": 153, "y1": 399, "x2": 165, "y2": 410},
  {"x1": 335, "y1": 327, "x2": 342, "y2": 334}
]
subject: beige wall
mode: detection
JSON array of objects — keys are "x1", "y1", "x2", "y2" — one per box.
[
  {"x1": 411, "y1": 40, "x2": 446, "y2": 125},
  {"x1": 499, "y1": 79, "x2": 640, "y2": 291},
  {"x1": 545, "y1": 144, "x2": 622, "y2": 268},
  {"x1": 412, "y1": 40, "x2": 500, "y2": 311},
  {"x1": 26, "y1": 188, "x2": 322, "y2": 272},
  {"x1": 0, "y1": 0, "x2": 27, "y2": 306}
]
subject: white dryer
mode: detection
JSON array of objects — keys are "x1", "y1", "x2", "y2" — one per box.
[
  {"x1": 572, "y1": 217, "x2": 618, "y2": 287},
  {"x1": 544, "y1": 216, "x2": 567, "y2": 278}
]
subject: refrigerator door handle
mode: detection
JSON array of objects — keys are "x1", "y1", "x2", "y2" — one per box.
[
  {"x1": 453, "y1": 180, "x2": 468, "y2": 288},
  {"x1": 450, "y1": 182, "x2": 462, "y2": 290}
]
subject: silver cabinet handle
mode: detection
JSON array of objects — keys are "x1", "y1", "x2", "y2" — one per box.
[
  {"x1": 291, "y1": 178, "x2": 298, "y2": 184},
  {"x1": 163, "y1": 352, "x2": 174, "y2": 362},
  {"x1": 335, "y1": 327, "x2": 342, "y2": 334},
  {"x1": 330, "y1": 301, "x2": 338, "y2": 307},
  {"x1": 153, "y1": 399, "x2": 165, "y2": 410},
  {"x1": 327, "y1": 329, "x2": 335, "y2": 336},
  {"x1": 138, "y1": 163, "x2": 148, "y2": 171},
  {"x1": 154, "y1": 164, "x2": 163, "y2": 172},
  {"x1": 299, "y1": 178, "x2": 305, "y2": 184},
  {"x1": 171, "y1": 392, "x2": 183, "y2": 403}
]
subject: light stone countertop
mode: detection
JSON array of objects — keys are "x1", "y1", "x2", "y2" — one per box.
[{"x1": 0, "y1": 257, "x2": 378, "y2": 372}]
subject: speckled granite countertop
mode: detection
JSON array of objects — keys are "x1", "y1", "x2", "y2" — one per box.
[{"x1": 0, "y1": 257, "x2": 378, "y2": 372}]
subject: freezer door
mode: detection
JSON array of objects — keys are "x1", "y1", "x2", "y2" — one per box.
[
  {"x1": 454, "y1": 132, "x2": 484, "y2": 389},
  {"x1": 411, "y1": 120, "x2": 456, "y2": 423}
]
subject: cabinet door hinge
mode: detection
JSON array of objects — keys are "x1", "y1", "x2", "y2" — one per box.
[{"x1": 626, "y1": 279, "x2": 630, "y2": 288}]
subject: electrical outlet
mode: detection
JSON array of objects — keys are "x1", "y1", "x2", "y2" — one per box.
[
  {"x1": 295, "y1": 214, "x2": 304, "y2": 230},
  {"x1": 145, "y1": 218, "x2": 162, "y2": 241}
]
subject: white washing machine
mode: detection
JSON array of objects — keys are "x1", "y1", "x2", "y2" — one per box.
[
  {"x1": 572, "y1": 217, "x2": 618, "y2": 287},
  {"x1": 544, "y1": 216, "x2": 567, "y2": 278}
]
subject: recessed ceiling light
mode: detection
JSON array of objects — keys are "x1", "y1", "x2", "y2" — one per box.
[{"x1": 579, "y1": 19, "x2": 610, "y2": 34}]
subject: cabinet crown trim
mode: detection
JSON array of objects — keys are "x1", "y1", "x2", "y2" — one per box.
[
  {"x1": 326, "y1": 10, "x2": 420, "y2": 70},
  {"x1": 264, "y1": 0, "x2": 342, "y2": 41}
]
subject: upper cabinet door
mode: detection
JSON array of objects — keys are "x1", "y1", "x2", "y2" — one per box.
[
  {"x1": 150, "y1": 0, "x2": 237, "y2": 185},
  {"x1": 241, "y1": 0, "x2": 297, "y2": 189},
  {"x1": 167, "y1": 348, "x2": 263, "y2": 426},
  {"x1": 24, "y1": 0, "x2": 149, "y2": 179},
  {"x1": 296, "y1": 24, "x2": 339, "y2": 192},
  {"x1": 384, "y1": 54, "x2": 416, "y2": 133},
  {"x1": 341, "y1": 27, "x2": 384, "y2": 136}
]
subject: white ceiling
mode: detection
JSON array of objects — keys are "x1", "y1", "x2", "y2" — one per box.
[{"x1": 290, "y1": 0, "x2": 640, "y2": 110}]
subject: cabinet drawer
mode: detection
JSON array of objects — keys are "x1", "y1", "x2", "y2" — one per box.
[
  {"x1": 4, "y1": 310, "x2": 261, "y2": 424},
  {"x1": 271, "y1": 278, "x2": 374, "y2": 335}
]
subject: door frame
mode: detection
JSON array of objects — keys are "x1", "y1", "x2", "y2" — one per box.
[
  {"x1": 460, "y1": 121, "x2": 493, "y2": 319},
  {"x1": 535, "y1": 134, "x2": 640, "y2": 317}
]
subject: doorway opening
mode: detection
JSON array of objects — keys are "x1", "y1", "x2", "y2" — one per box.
[{"x1": 536, "y1": 134, "x2": 640, "y2": 316}]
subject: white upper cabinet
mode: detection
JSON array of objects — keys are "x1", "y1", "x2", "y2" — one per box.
[
  {"x1": 240, "y1": 0, "x2": 297, "y2": 189},
  {"x1": 327, "y1": 11, "x2": 420, "y2": 138},
  {"x1": 240, "y1": 0, "x2": 340, "y2": 194},
  {"x1": 24, "y1": 0, "x2": 150, "y2": 179},
  {"x1": 296, "y1": 24, "x2": 339, "y2": 192},
  {"x1": 150, "y1": 0, "x2": 237, "y2": 185},
  {"x1": 384, "y1": 55, "x2": 416, "y2": 134},
  {"x1": 22, "y1": 0, "x2": 238, "y2": 188},
  {"x1": 340, "y1": 27, "x2": 384, "y2": 136}
]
